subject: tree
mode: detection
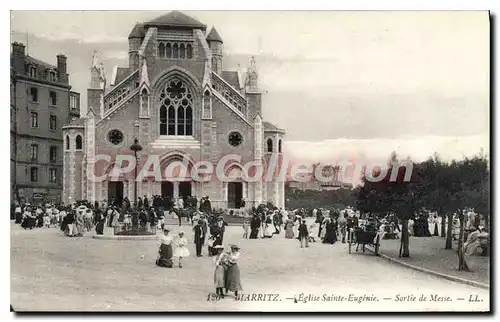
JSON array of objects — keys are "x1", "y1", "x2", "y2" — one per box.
[{"x1": 354, "y1": 153, "x2": 420, "y2": 257}]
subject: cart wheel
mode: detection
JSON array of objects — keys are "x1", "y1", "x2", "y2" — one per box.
[
  {"x1": 348, "y1": 229, "x2": 352, "y2": 254},
  {"x1": 375, "y1": 234, "x2": 380, "y2": 256}
]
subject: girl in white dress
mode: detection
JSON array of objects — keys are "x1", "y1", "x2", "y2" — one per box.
[{"x1": 174, "y1": 231, "x2": 190, "y2": 268}]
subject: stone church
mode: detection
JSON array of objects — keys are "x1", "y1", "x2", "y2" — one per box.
[{"x1": 62, "y1": 11, "x2": 286, "y2": 210}]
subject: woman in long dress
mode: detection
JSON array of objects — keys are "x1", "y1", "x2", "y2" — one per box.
[
  {"x1": 95, "y1": 208, "x2": 105, "y2": 235},
  {"x1": 408, "y1": 218, "x2": 415, "y2": 236},
  {"x1": 264, "y1": 215, "x2": 275, "y2": 238},
  {"x1": 111, "y1": 208, "x2": 120, "y2": 229},
  {"x1": 224, "y1": 245, "x2": 243, "y2": 297},
  {"x1": 173, "y1": 231, "x2": 190, "y2": 268},
  {"x1": 320, "y1": 218, "x2": 328, "y2": 240},
  {"x1": 284, "y1": 217, "x2": 295, "y2": 239},
  {"x1": 156, "y1": 229, "x2": 173, "y2": 268},
  {"x1": 323, "y1": 218, "x2": 337, "y2": 244},
  {"x1": 213, "y1": 245, "x2": 227, "y2": 297},
  {"x1": 249, "y1": 215, "x2": 260, "y2": 239},
  {"x1": 75, "y1": 211, "x2": 85, "y2": 237},
  {"x1": 14, "y1": 205, "x2": 22, "y2": 224}
]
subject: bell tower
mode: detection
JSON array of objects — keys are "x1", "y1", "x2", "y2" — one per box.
[{"x1": 206, "y1": 27, "x2": 223, "y2": 74}]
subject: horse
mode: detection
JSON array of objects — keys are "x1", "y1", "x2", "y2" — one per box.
[{"x1": 167, "y1": 207, "x2": 198, "y2": 226}]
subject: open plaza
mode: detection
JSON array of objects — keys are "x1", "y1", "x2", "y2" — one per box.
[{"x1": 11, "y1": 218, "x2": 489, "y2": 312}]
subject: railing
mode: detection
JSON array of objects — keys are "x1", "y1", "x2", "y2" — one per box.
[
  {"x1": 104, "y1": 71, "x2": 140, "y2": 113},
  {"x1": 211, "y1": 72, "x2": 247, "y2": 114},
  {"x1": 114, "y1": 222, "x2": 156, "y2": 236}
]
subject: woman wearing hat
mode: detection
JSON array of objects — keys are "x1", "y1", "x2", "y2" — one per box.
[
  {"x1": 156, "y1": 229, "x2": 173, "y2": 268},
  {"x1": 224, "y1": 245, "x2": 243, "y2": 297},
  {"x1": 174, "y1": 231, "x2": 190, "y2": 268},
  {"x1": 213, "y1": 245, "x2": 227, "y2": 297}
]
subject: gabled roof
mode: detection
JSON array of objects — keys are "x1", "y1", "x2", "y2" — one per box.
[
  {"x1": 128, "y1": 23, "x2": 145, "y2": 39},
  {"x1": 206, "y1": 27, "x2": 223, "y2": 43},
  {"x1": 221, "y1": 71, "x2": 240, "y2": 90},
  {"x1": 144, "y1": 11, "x2": 206, "y2": 30},
  {"x1": 263, "y1": 121, "x2": 286, "y2": 133}
]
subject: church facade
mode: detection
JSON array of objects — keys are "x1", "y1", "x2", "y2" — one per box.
[{"x1": 62, "y1": 11, "x2": 286, "y2": 210}]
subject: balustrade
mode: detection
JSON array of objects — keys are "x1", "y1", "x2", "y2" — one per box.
[{"x1": 211, "y1": 72, "x2": 247, "y2": 114}]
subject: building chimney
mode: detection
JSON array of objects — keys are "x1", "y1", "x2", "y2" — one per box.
[
  {"x1": 57, "y1": 54, "x2": 68, "y2": 84},
  {"x1": 11, "y1": 42, "x2": 26, "y2": 75}
]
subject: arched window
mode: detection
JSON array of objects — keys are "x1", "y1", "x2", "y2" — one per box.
[
  {"x1": 160, "y1": 106, "x2": 167, "y2": 135},
  {"x1": 66, "y1": 135, "x2": 70, "y2": 150},
  {"x1": 278, "y1": 139, "x2": 282, "y2": 153},
  {"x1": 186, "y1": 106, "x2": 193, "y2": 135},
  {"x1": 173, "y1": 43, "x2": 179, "y2": 58},
  {"x1": 179, "y1": 43, "x2": 186, "y2": 59},
  {"x1": 158, "y1": 42, "x2": 165, "y2": 58},
  {"x1": 177, "y1": 106, "x2": 185, "y2": 135},
  {"x1": 75, "y1": 135, "x2": 83, "y2": 150},
  {"x1": 267, "y1": 138, "x2": 273, "y2": 152},
  {"x1": 141, "y1": 88, "x2": 149, "y2": 113},
  {"x1": 168, "y1": 106, "x2": 175, "y2": 135},
  {"x1": 160, "y1": 78, "x2": 194, "y2": 136},
  {"x1": 166, "y1": 43, "x2": 172, "y2": 58},
  {"x1": 186, "y1": 44, "x2": 193, "y2": 59},
  {"x1": 203, "y1": 90, "x2": 211, "y2": 119}
]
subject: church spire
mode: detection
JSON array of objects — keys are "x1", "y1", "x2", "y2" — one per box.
[
  {"x1": 245, "y1": 56, "x2": 259, "y2": 92},
  {"x1": 90, "y1": 51, "x2": 106, "y2": 90}
]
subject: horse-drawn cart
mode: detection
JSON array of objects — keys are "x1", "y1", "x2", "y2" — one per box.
[{"x1": 348, "y1": 228, "x2": 380, "y2": 255}]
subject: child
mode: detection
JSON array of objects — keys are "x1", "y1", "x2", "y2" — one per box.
[
  {"x1": 242, "y1": 220, "x2": 249, "y2": 239},
  {"x1": 308, "y1": 222, "x2": 318, "y2": 243},
  {"x1": 43, "y1": 213, "x2": 51, "y2": 228},
  {"x1": 207, "y1": 234, "x2": 215, "y2": 256},
  {"x1": 213, "y1": 245, "x2": 226, "y2": 298},
  {"x1": 174, "y1": 231, "x2": 190, "y2": 268}
]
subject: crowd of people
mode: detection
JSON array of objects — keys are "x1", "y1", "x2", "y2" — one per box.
[{"x1": 11, "y1": 195, "x2": 488, "y2": 300}]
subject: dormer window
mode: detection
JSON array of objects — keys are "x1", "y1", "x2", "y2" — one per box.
[
  {"x1": 29, "y1": 66, "x2": 37, "y2": 78},
  {"x1": 49, "y1": 71, "x2": 57, "y2": 82}
]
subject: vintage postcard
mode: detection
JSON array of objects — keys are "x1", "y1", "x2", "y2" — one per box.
[{"x1": 9, "y1": 10, "x2": 490, "y2": 312}]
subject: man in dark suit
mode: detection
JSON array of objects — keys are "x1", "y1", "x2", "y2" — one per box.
[{"x1": 193, "y1": 220, "x2": 204, "y2": 257}]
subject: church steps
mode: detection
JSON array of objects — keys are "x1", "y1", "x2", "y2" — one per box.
[{"x1": 149, "y1": 136, "x2": 201, "y2": 150}]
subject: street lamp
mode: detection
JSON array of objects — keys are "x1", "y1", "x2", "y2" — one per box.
[{"x1": 130, "y1": 138, "x2": 142, "y2": 205}]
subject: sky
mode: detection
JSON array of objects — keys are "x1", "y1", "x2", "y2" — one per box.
[{"x1": 10, "y1": 10, "x2": 490, "y2": 168}]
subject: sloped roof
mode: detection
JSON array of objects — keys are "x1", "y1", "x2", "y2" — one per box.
[
  {"x1": 25, "y1": 55, "x2": 56, "y2": 70},
  {"x1": 263, "y1": 121, "x2": 286, "y2": 133},
  {"x1": 128, "y1": 23, "x2": 145, "y2": 39},
  {"x1": 115, "y1": 67, "x2": 130, "y2": 84},
  {"x1": 206, "y1": 27, "x2": 223, "y2": 43},
  {"x1": 221, "y1": 71, "x2": 240, "y2": 90},
  {"x1": 145, "y1": 11, "x2": 206, "y2": 30}
]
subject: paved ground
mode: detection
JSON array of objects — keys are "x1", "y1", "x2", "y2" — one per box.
[
  {"x1": 11, "y1": 221, "x2": 489, "y2": 312},
  {"x1": 380, "y1": 236, "x2": 490, "y2": 285}
]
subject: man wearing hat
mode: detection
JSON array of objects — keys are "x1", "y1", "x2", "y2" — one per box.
[
  {"x1": 193, "y1": 219, "x2": 204, "y2": 257},
  {"x1": 217, "y1": 216, "x2": 228, "y2": 243}
]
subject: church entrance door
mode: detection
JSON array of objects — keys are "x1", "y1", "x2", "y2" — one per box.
[
  {"x1": 228, "y1": 182, "x2": 243, "y2": 209},
  {"x1": 179, "y1": 182, "x2": 192, "y2": 198},
  {"x1": 161, "y1": 181, "x2": 174, "y2": 199},
  {"x1": 108, "y1": 181, "x2": 124, "y2": 206}
]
